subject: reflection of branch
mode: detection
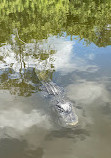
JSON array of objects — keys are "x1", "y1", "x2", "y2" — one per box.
[
  {"x1": 0, "y1": 42, "x2": 7, "y2": 46},
  {"x1": 15, "y1": 29, "x2": 26, "y2": 44}
]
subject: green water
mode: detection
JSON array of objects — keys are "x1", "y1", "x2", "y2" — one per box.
[{"x1": 0, "y1": 0, "x2": 111, "y2": 158}]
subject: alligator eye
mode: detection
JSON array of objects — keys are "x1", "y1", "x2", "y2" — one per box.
[
  {"x1": 56, "y1": 105, "x2": 64, "y2": 113},
  {"x1": 59, "y1": 108, "x2": 64, "y2": 113}
]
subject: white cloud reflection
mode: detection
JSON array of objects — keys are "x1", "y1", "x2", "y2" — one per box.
[
  {"x1": 0, "y1": 91, "x2": 52, "y2": 148},
  {"x1": 66, "y1": 81, "x2": 110, "y2": 105},
  {"x1": 0, "y1": 36, "x2": 98, "y2": 74},
  {"x1": 0, "y1": 108, "x2": 51, "y2": 131}
]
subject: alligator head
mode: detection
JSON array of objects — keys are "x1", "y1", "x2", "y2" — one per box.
[{"x1": 55, "y1": 101, "x2": 78, "y2": 126}]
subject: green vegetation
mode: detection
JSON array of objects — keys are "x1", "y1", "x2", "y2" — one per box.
[{"x1": 0, "y1": 0, "x2": 111, "y2": 47}]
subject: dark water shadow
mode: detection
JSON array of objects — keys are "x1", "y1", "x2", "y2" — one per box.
[
  {"x1": 0, "y1": 138, "x2": 27, "y2": 158},
  {"x1": 45, "y1": 127, "x2": 90, "y2": 142},
  {"x1": 26, "y1": 147, "x2": 44, "y2": 158},
  {"x1": 0, "y1": 138, "x2": 44, "y2": 158},
  {"x1": 101, "y1": 102, "x2": 111, "y2": 115}
]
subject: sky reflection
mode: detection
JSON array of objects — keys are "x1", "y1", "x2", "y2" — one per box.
[{"x1": 0, "y1": 35, "x2": 100, "y2": 74}]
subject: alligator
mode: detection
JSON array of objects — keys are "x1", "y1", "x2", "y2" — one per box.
[
  {"x1": 0, "y1": 66, "x2": 78, "y2": 126},
  {"x1": 40, "y1": 80, "x2": 78, "y2": 126}
]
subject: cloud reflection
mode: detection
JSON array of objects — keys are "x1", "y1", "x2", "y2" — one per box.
[
  {"x1": 66, "y1": 81, "x2": 110, "y2": 105},
  {"x1": 0, "y1": 36, "x2": 98, "y2": 74},
  {"x1": 41, "y1": 36, "x2": 99, "y2": 74},
  {"x1": 0, "y1": 108, "x2": 51, "y2": 131}
]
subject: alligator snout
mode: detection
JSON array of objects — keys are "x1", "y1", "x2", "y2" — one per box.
[{"x1": 55, "y1": 102, "x2": 78, "y2": 126}]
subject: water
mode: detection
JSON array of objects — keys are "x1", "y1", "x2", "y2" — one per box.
[{"x1": 0, "y1": 0, "x2": 111, "y2": 157}]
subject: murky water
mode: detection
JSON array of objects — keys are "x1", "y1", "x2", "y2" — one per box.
[{"x1": 0, "y1": 0, "x2": 111, "y2": 158}]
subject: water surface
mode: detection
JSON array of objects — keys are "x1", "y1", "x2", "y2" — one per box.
[{"x1": 0, "y1": 0, "x2": 111, "y2": 158}]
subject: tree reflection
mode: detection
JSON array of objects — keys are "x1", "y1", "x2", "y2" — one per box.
[
  {"x1": 0, "y1": 33, "x2": 55, "y2": 96},
  {"x1": 0, "y1": 0, "x2": 111, "y2": 47}
]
